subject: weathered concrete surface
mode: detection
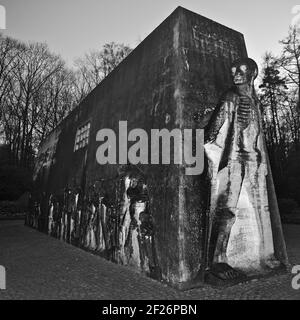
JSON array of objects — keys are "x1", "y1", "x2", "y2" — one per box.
[
  {"x1": 27, "y1": 6, "x2": 287, "y2": 288},
  {"x1": 172, "y1": 8, "x2": 249, "y2": 284}
]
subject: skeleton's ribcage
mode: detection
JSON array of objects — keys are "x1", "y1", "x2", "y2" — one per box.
[{"x1": 237, "y1": 100, "x2": 251, "y2": 130}]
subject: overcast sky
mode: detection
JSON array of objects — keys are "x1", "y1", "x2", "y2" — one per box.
[{"x1": 1, "y1": 0, "x2": 298, "y2": 69}]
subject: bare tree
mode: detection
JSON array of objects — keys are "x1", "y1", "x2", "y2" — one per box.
[
  {"x1": 0, "y1": 36, "x2": 76, "y2": 168},
  {"x1": 259, "y1": 53, "x2": 290, "y2": 181},
  {"x1": 0, "y1": 36, "x2": 132, "y2": 169},
  {"x1": 279, "y1": 26, "x2": 300, "y2": 111},
  {"x1": 73, "y1": 42, "x2": 132, "y2": 102}
]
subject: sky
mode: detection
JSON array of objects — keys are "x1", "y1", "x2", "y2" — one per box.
[{"x1": 0, "y1": 0, "x2": 299, "y2": 70}]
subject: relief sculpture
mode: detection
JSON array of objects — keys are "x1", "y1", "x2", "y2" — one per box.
[{"x1": 203, "y1": 58, "x2": 281, "y2": 282}]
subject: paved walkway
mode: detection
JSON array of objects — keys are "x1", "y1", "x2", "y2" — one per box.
[{"x1": 0, "y1": 220, "x2": 299, "y2": 300}]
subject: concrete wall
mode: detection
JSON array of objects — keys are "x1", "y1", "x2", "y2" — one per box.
[
  {"x1": 173, "y1": 8, "x2": 248, "y2": 284},
  {"x1": 27, "y1": 7, "x2": 269, "y2": 287}
]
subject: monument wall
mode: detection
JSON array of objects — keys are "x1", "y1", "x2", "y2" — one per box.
[{"x1": 27, "y1": 7, "x2": 288, "y2": 287}]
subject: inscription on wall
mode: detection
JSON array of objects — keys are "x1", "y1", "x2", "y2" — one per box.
[{"x1": 192, "y1": 25, "x2": 241, "y2": 60}]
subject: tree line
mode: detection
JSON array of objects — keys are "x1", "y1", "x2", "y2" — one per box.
[
  {"x1": 0, "y1": 34, "x2": 131, "y2": 169},
  {"x1": 259, "y1": 26, "x2": 300, "y2": 212}
]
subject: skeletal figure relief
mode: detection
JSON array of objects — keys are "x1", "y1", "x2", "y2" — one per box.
[
  {"x1": 85, "y1": 204, "x2": 97, "y2": 250},
  {"x1": 95, "y1": 197, "x2": 108, "y2": 252},
  {"x1": 48, "y1": 195, "x2": 54, "y2": 235},
  {"x1": 119, "y1": 176, "x2": 133, "y2": 265},
  {"x1": 117, "y1": 174, "x2": 158, "y2": 274},
  {"x1": 204, "y1": 58, "x2": 280, "y2": 281}
]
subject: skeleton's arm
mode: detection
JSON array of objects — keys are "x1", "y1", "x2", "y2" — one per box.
[{"x1": 204, "y1": 100, "x2": 228, "y2": 145}]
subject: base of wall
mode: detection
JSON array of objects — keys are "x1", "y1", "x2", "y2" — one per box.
[{"x1": 174, "y1": 263, "x2": 288, "y2": 291}]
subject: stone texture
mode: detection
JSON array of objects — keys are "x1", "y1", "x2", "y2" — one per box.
[
  {"x1": 0, "y1": 221, "x2": 299, "y2": 300},
  {"x1": 27, "y1": 6, "x2": 287, "y2": 288}
]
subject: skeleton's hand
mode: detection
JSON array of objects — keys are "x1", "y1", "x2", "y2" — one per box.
[{"x1": 204, "y1": 142, "x2": 222, "y2": 164}]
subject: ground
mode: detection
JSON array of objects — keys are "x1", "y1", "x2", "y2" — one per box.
[{"x1": 0, "y1": 220, "x2": 299, "y2": 300}]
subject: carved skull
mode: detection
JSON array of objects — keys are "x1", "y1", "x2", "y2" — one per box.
[{"x1": 231, "y1": 58, "x2": 258, "y2": 85}]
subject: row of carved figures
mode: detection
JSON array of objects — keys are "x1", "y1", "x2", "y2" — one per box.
[{"x1": 26, "y1": 175, "x2": 161, "y2": 278}]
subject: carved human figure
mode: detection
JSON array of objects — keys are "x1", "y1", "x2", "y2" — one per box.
[
  {"x1": 204, "y1": 58, "x2": 279, "y2": 280},
  {"x1": 48, "y1": 195, "x2": 54, "y2": 235},
  {"x1": 118, "y1": 173, "x2": 159, "y2": 275}
]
